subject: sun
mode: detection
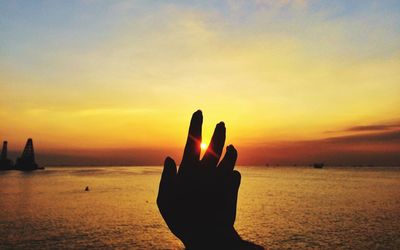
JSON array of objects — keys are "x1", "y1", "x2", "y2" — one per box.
[{"x1": 200, "y1": 142, "x2": 207, "y2": 150}]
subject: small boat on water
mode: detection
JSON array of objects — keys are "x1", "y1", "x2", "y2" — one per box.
[{"x1": 313, "y1": 163, "x2": 324, "y2": 169}]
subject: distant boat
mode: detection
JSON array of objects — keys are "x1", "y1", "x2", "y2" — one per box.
[{"x1": 313, "y1": 163, "x2": 324, "y2": 169}]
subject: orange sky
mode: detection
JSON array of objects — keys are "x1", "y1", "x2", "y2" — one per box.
[{"x1": 1, "y1": 1, "x2": 400, "y2": 165}]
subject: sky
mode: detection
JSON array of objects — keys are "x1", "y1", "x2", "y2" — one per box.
[{"x1": 1, "y1": 0, "x2": 400, "y2": 166}]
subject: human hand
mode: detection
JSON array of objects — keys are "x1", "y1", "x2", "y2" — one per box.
[{"x1": 157, "y1": 110, "x2": 263, "y2": 249}]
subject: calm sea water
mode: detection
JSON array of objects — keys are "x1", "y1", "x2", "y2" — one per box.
[{"x1": 0, "y1": 166, "x2": 399, "y2": 249}]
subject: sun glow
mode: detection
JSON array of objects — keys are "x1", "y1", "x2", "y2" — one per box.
[{"x1": 1, "y1": 1, "x2": 399, "y2": 166}]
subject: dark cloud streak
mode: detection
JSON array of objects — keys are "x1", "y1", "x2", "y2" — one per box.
[
  {"x1": 345, "y1": 124, "x2": 400, "y2": 132},
  {"x1": 325, "y1": 122, "x2": 400, "y2": 134},
  {"x1": 324, "y1": 130, "x2": 400, "y2": 144}
]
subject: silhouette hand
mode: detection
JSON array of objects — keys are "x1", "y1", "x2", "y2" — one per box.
[{"x1": 157, "y1": 110, "x2": 263, "y2": 250}]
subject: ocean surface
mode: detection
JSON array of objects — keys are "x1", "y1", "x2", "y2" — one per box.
[{"x1": 0, "y1": 166, "x2": 399, "y2": 249}]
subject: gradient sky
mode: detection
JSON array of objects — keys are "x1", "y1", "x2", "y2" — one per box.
[{"x1": 1, "y1": 0, "x2": 400, "y2": 165}]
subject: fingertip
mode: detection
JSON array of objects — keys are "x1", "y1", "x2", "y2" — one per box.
[
  {"x1": 211, "y1": 122, "x2": 225, "y2": 137},
  {"x1": 189, "y1": 110, "x2": 203, "y2": 130},
  {"x1": 165, "y1": 156, "x2": 175, "y2": 164},
  {"x1": 227, "y1": 144, "x2": 237, "y2": 156},
  {"x1": 217, "y1": 121, "x2": 225, "y2": 130},
  {"x1": 226, "y1": 145, "x2": 238, "y2": 170},
  {"x1": 192, "y1": 110, "x2": 203, "y2": 121}
]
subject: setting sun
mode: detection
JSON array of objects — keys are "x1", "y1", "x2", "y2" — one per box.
[{"x1": 200, "y1": 142, "x2": 207, "y2": 150}]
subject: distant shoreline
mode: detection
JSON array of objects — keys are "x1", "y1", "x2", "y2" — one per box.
[{"x1": 41, "y1": 165, "x2": 400, "y2": 168}]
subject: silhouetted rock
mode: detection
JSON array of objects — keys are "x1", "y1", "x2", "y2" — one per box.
[
  {"x1": 15, "y1": 138, "x2": 42, "y2": 171},
  {"x1": 0, "y1": 141, "x2": 14, "y2": 170}
]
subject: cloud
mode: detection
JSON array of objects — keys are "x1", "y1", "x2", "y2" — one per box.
[
  {"x1": 325, "y1": 122, "x2": 400, "y2": 133},
  {"x1": 226, "y1": 0, "x2": 309, "y2": 10},
  {"x1": 324, "y1": 130, "x2": 400, "y2": 144},
  {"x1": 345, "y1": 124, "x2": 400, "y2": 132},
  {"x1": 254, "y1": 0, "x2": 309, "y2": 7}
]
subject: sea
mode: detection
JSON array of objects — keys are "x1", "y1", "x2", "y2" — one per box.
[{"x1": 0, "y1": 166, "x2": 399, "y2": 249}]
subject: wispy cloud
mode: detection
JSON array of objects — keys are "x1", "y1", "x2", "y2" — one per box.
[
  {"x1": 226, "y1": 0, "x2": 309, "y2": 10},
  {"x1": 324, "y1": 130, "x2": 400, "y2": 144},
  {"x1": 345, "y1": 124, "x2": 400, "y2": 132},
  {"x1": 326, "y1": 123, "x2": 400, "y2": 133}
]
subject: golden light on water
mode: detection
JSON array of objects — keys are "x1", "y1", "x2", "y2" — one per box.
[{"x1": 2, "y1": 166, "x2": 400, "y2": 249}]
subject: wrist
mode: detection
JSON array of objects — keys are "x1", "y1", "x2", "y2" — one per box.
[{"x1": 183, "y1": 227, "x2": 243, "y2": 250}]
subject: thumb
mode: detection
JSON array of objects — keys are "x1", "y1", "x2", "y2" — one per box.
[
  {"x1": 157, "y1": 157, "x2": 177, "y2": 207},
  {"x1": 161, "y1": 156, "x2": 177, "y2": 181}
]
